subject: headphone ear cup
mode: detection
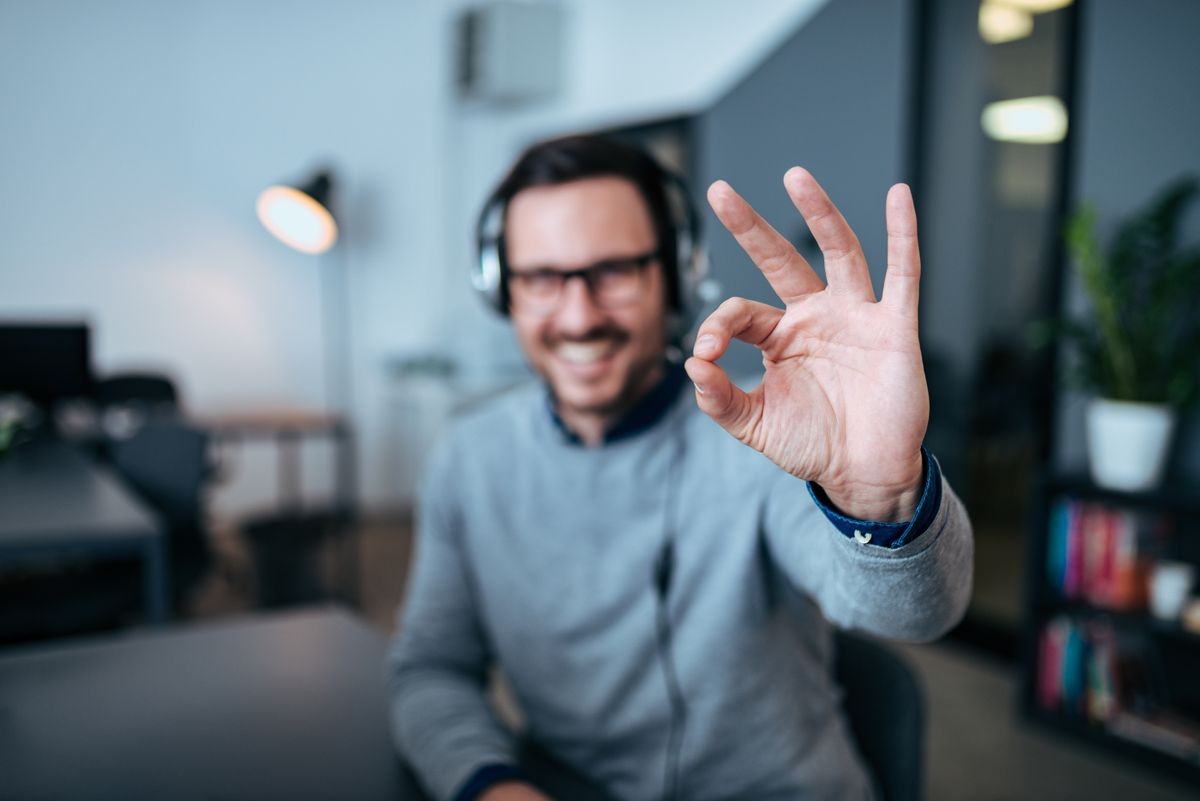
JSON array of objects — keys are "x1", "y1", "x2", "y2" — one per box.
[
  {"x1": 661, "y1": 170, "x2": 714, "y2": 343},
  {"x1": 474, "y1": 199, "x2": 508, "y2": 315}
]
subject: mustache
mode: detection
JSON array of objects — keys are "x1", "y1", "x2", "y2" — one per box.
[{"x1": 542, "y1": 326, "x2": 628, "y2": 347}]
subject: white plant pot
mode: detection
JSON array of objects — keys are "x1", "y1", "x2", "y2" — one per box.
[{"x1": 1086, "y1": 398, "x2": 1176, "y2": 491}]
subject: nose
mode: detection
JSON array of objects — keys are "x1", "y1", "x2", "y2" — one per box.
[{"x1": 553, "y1": 273, "x2": 607, "y2": 334}]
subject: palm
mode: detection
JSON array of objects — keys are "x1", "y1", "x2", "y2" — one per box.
[
  {"x1": 754, "y1": 294, "x2": 926, "y2": 489},
  {"x1": 686, "y1": 168, "x2": 928, "y2": 519}
]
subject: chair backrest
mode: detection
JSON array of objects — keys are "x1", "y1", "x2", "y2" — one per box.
[
  {"x1": 834, "y1": 630, "x2": 925, "y2": 801},
  {"x1": 96, "y1": 372, "x2": 179, "y2": 410},
  {"x1": 96, "y1": 372, "x2": 182, "y2": 441}
]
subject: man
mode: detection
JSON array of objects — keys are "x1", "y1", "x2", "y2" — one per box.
[{"x1": 388, "y1": 135, "x2": 972, "y2": 801}]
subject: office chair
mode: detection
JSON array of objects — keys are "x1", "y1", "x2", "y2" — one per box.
[
  {"x1": 95, "y1": 372, "x2": 181, "y2": 441},
  {"x1": 95, "y1": 372, "x2": 179, "y2": 409},
  {"x1": 834, "y1": 630, "x2": 926, "y2": 801}
]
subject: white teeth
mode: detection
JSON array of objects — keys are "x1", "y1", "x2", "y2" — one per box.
[{"x1": 557, "y1": 341, "x2": 613, "y2": 364}]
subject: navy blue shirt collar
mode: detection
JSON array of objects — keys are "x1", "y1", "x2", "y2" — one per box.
[{"x1": 546, "y1": 360, "x2": 688, "y2": 446}]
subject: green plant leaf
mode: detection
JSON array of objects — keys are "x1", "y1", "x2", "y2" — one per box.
[{"x1": 1060, "y1": 175, "x2": 1200, "y2": 404}]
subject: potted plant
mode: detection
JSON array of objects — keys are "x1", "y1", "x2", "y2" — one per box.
[
  {"x1": 1059, "y1": 176, "x2": 1200, "y2": 491},
  {"x1": 0, "y1": 415, "x2": 17, "y2": 459},
  {"x1": 0, "y1": 397, "x2": 34, "y2": 461}
]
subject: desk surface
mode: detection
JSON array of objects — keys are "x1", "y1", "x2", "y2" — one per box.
[
  {"x1": 195, "y1": 406, "x2": 347, "y2": 436},
  {"x1": 0, "y1": 607, "x2": 407, "y2": 801},
  {"x1": 0, "y1": 439, "x2": 158, "y2": 549}
]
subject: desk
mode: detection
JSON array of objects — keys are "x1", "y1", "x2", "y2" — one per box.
[
  {"x1": 0, "y1": 607, "x2": 408, "y2": 801},
  {"x1": 197, "y1": 407, "x2": 355, "y2": 512},
  {"x1": 0, "y1": 439, "x2": 168, "y2": 623}
]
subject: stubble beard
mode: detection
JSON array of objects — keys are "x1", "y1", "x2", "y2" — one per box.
[{"x1": 540, "y1": 329, "x2": 665, "y2": 423}]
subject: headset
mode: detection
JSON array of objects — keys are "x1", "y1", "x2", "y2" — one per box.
[{"x1": 473, "y1": 166, "x2": 720, "y2": 346}]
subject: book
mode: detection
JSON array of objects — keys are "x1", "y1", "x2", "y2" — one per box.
[
  {"x1": 1038, "y1": 617, "x2": 1068, "y2": 710},
  {"x1": 1047, "y1": 499, "x2": 1158, "y2": 612}
]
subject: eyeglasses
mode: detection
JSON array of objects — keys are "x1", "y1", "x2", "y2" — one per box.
[{"x1": 507, "y1": 250, "x2": 659, "y2": 315}]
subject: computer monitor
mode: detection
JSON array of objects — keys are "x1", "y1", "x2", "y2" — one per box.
[{"x1": 0, "y1": 323, "x2": 94, "y2": 409}]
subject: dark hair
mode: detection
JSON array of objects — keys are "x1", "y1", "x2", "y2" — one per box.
[{"x1": 480, "y1": 134, "x2": 683, "y2": 312}]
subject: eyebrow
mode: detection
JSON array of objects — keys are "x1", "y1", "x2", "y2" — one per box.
[{"x1": 508, "y1": 251, "x2": 657, "y2": 274}]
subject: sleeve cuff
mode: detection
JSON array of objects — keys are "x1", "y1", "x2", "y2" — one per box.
[
  {"x1": 452, "y1": 763, "x2": 529, "y2": 801},
  {"x1": 807, "y1": 447, "x2": 942, "y2": 549}
]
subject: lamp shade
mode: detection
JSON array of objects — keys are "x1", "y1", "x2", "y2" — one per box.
[{"x1": 257, "y1": 171, "x2": 338, "y2": 254}]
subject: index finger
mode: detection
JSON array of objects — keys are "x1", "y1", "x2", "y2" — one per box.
[{"x1": 707, "y1": 180, "x2": 825, "y2": 305}]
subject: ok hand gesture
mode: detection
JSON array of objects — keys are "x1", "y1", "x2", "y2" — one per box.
[{"x1": 684, "y1": 168, "x2": 928, "y2": 522}]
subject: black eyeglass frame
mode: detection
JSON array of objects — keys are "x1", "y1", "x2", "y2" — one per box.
[{"x1": 505, "y1": 249, "x2": 662, "y2": 312}]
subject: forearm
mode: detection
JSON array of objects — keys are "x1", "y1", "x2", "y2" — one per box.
[
  {"x1": 767, "y1": 462, "x2": 974, "y2": 643},
  {"x1": 392, "y1": 436, "x2": 522, "y2": 801},
  {"x1": 816, "y1": 476, "x2": 973, "y2": 642},
  {"x1": 387, "y1": 650, "x2": 519, "y2": 801}
]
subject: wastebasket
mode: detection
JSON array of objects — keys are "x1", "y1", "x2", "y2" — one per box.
[{"x1": 243, "y1": 511, "x2": 337, "y2": 608}]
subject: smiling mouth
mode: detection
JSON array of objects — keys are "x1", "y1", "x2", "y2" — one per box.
[{"x1": 555, "y1": 340, "x2": 621, "y2": 365}]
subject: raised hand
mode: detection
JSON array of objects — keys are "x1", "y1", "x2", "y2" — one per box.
[{"x1": 684, "y1": 168, "x2": 928, "y2": 523}]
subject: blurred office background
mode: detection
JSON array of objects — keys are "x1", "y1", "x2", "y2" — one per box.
[{"x1": 2, "y1": 1, "x2": 1198, "y2": 799}]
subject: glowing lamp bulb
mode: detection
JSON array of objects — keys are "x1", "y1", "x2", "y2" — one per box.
[{"x1": 256, "y1": 184, "x2": 338, "y2": 254}]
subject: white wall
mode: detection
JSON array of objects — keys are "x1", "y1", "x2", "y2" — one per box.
[{"x1": 0, "y1": 0, "x2": 827, "y2": 516}]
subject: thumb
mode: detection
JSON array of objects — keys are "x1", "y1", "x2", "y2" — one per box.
[{"x1": 684, "y1": 356, "x2": 761, "y2": 446}]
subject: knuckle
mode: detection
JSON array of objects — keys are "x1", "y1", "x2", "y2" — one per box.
[
  {"x1": 806, "y1": 203, "x2": 835, "y2": 226},
  {"x1": 822, "y1": 240, "x2": 861, "y2": 263},
  {"x1": 715, "y1": 297, "x2": 750, "y2": 321},
  {"x1": 758, "y1": 251, "x2": 792, "y2": 276}
]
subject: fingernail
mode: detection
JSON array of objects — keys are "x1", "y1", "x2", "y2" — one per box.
[
  {"x1": 696, "y1": 335, "x2": 716, "y2": 355},
  {"x1": 693, "y1": 382, "x2": 705, "y2": 395}
]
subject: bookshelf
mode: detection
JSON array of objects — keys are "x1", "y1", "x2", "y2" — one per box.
[{"x1": 1020, "y1": 474, "x2": 1200, "y2": 784}]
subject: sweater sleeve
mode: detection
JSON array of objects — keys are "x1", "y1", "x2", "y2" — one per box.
[
  {"x1": 385, "y1": 438, "x2": 520, "y2": 801},
  {"x1": 762, "y1": 453, "x2": 974, "y2": 643}
]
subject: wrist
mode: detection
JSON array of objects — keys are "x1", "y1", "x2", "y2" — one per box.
[{"x1": 821, "y1": 453, "x2": 925, "y2": 522}]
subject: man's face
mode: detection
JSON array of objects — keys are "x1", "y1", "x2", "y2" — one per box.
[{"x1": 505, "y1": 176, "x2": 668, "y2": 428}]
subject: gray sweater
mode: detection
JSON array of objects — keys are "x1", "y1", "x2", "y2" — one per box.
[{"x1": 387, "y1": 378, "x2": 973, "y2": 801}]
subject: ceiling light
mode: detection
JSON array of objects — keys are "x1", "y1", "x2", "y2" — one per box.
[
  {"x1": 979, "y1": 2, "x2": 1033, "y2": 44},
  {"x1": 996, "y1": 0, "x2": 1072, "y2": 12},
  {"x1": 981, "y1": 95, "x2": 1068, "y2": 144}
]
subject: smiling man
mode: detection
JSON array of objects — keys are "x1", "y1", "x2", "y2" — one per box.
[{"x1": 387, "y1": 135, "x2": 973, "y2": 801}]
